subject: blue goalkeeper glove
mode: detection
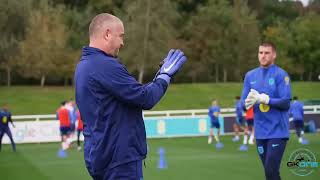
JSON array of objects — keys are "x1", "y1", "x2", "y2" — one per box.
[{"x1": 156, "y1": 49, "x2": 187, "y2": 84}]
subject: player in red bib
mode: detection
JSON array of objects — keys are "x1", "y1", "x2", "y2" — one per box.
[
  {"x1": 244, "y1": 107, "x2": 255, "y2": 145},
  {"x1": 76, "y1": 109, "x2": 83, "y2": 151},
  {"x1": 56, "y1": 101, "x2": 71, "y2": 150}
]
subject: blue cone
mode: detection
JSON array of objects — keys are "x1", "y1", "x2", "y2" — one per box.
[
  {"x1": 232, "y1": 137, "x2": 240, "y2": 142},
  {"x1": 239, "y1": 144, "x2": 248, "y2": 151},
  {"x1": 215, "y1": 142, "x2": 224, "y2": 149},
  {"x1": 301, "y1": 139, "x2": 309, "y2": 145},
  {"x1": 157, "y1": 147, "x2": 167, "y2": 169},
  {"x1": 57, "y1": 148, "x2": 68, "y2": 158},
  {"x1": 308, "y1": 120, "x2": 316, "y2": 133}
]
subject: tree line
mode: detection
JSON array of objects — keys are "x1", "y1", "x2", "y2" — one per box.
[{"x1": 0, "y1": 0, "x2": 319, "y2": 86}]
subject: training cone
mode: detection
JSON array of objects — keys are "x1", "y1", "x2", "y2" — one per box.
[
  {"x1": 57, "y1": 148, "x2": 68, "y2": 158},
  {"x1": 301, "y1": 139, "x2": 309, "y2": 145},
  {"x1": 215, "y1": 142, "x2": 224, "y2": 149},
  {"x1": 157, "y1": 147, "x2": 167, "y2": 169},
  {"x1": 232, "y1": 137, "x2": 240, "y2": 142},
  {"x1": 239, "y1": 144, "x2": 248, "y2": 151}
]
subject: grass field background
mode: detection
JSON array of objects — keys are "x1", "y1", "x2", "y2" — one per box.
[
  {"x1": 0, "y1": 134, "x2": 319, "y2": 180},
  {"x1": 0, "y1": 83, "x2": 319, "y2": 179},
  {"x1": 0, "y1": 82, "x2": 320, "y2": 115}
]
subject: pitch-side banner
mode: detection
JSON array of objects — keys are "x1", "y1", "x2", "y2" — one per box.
[
  {"x1": 2, "y1": 120, "x2": 84, "y2": 144},
  {"x1": 144, "y1": 116, "x2": 224, "y2": 138},
  {"x1": 2, "y1": 117, "x2": 224, "y2": 144}
]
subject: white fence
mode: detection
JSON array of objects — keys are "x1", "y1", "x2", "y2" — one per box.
[
  {"x1": 2, "y1": 105, "x2": 320, "y2": 144},
  {"x1": 11, "y1": 105, "x2": 320, "y2": 121}
]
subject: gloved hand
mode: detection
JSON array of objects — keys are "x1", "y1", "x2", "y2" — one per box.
[
  {"x1": 245, "y1": 90, "x2": 257, "y2": 110},
  {"x1": 156, "y1": 49, "x2": 187, "y2": 84},
  {"x1": 251, "y1": 89, "x2": 270, "y2": 104},
  {"x1": 159, "y1": 49, "x2": 187, "y2": 77},
  {"x1": 152, "y1": 58, "x2": 166, "y2": 81},
  {"x1": 245, "y1": 89, "x2": 270, "y2": 109}
]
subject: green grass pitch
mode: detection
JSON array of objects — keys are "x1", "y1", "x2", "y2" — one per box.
[
  {"x1": 0, "y1": 134, "x2": 319, "y2": 180},
  {"x1": 1, "y1": 82, "x2": 320, "y2": 115}
]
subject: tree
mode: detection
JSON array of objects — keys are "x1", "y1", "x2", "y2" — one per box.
[
  {"x1": 18, "y1": 0, "x2": 71, "y2": 86},
  {"x1": 289, "y1": 12, "x2": 320, "y2": 80},
  {"x1": 118, "y1": 0, "x2": 181, "y2": 83},
  {"x1": 307, "y1": 0, "x2": 320, "y2": 14},
  {"x1": 185, "y1": 0, "x2": 232, "y2": 82},
  {"x1": 61, "y1": 6, "x2": 93, "y2": 86},
  {"x1": 248, "y1": 0, "x2": 304, "y2": 32},
  {"x1": 226, "y1": 0, "x2": 260, "y2": 82},
  {"x1": 263, "y1": 25, "x2": 295, "y2": 76},
  {"x1": 0, "y1": 0, "x2": 31, "y2": 86},
  {"x1": 185, "y1": 0, "x2": 260, "y2": 82}
]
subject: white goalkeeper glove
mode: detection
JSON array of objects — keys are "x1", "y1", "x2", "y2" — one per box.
[
  {"x1": 252, "y1": 89, "x2": 270, "y2": 104},
  {"x1": 245, "y1": 89, "x2": 270, "y2": 110},
  {"x1": 245, "y1": 90, "x2": 257, "y2": 110}
]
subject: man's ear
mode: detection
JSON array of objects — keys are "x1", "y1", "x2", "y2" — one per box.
[{"x1": 104, "y1": 29, "x2": 111, "y2": 40}]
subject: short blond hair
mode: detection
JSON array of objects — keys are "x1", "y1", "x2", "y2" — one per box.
[{"x1": 89, "y1": 13, "x2": 120, "y2": 38}]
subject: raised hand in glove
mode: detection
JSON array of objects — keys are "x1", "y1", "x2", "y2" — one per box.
[
  {"x1": 156, "y1": 49, "x2": 187, "y2": 84},
  {"x1": 245, "y1": 89, "x2": 270, "y2": 110}
]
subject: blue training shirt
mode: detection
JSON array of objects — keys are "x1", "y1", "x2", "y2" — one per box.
[
  {"x1": 75, "y1": 47, "x2": 169, "y2": 174},
  {"x1": 241, "y1": 64, "x2": 291, "y2": 139},
  {"x1": 208, "y1": 106, "x2": 220, "y2": 123},
  {"x1": 235, "y1": 100, "x2": 243, "y2": 119},
  {"x1": 289, "y1": 100, "x2": 304, "y2": 121},
  {"x1": 0, "y1": 110, "x2": 12, "y2": 128}
]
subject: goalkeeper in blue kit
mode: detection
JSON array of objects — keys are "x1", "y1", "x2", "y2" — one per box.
[
  {"x1": 241, "y1": 42, "x2": 291, "y2": 180},
  {"x1": 289, "y1": 96, "x2": 306, "y2": 144},
  {"x1": 0, "y1": 103, "x2": 16, "y2": 152},
  {"x1": 75, "y1": 13, "x2": 187, "y2": 180}
]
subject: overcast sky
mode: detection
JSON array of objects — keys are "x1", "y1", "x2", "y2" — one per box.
[{"x1": 296, "y1": 0, "x2": 310, "y2": 6}]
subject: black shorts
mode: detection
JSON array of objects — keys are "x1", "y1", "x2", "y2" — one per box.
[
  {"x1": 246, "y1": 119, "x2": 254, "y2": 127},
  {"x1": 293, "y1": 120, "x2": 304, "y2": 130},
  {"x1": 210, "y1": 121, "x2": 220, "y2": 129},
  {"x1": 60, "y1": 127, "x2": 71, "y2": 136},
  {"x1": 236, "y1": 117, "x2": 245, "y2": 126}
]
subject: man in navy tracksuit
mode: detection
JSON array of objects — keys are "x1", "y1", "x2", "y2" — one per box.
[
  {"x1": 75, "y1": 13, "x2": 187, "y2": 180},
  {"x1": 0, "y1": 103, "x2": 16, "y2": 152},
  {"x1": 289, "y1": 96, "x2": 305, "y2": 143},
  {"x1": 241, "y1": 42, "x2": 291, "y2": 180}
]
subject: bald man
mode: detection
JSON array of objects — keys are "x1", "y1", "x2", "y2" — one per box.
[{"x1": 75, "y1": 13, "x2": 187, "y2": 180}]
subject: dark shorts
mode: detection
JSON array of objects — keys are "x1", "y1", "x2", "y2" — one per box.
[
  {"x1": 0, "y1": 126, "x2": 13, "y2": 139},
  {"x1": 236, "y1": 117, "x2": 245, "y2": 126},
  {"x1": 293, "y1": 120, "x2": 304, "y2": 130},
  {"x1": 210, "y1": 121, "x2": 220, "y2": 129},
  {"x1": 92, "y1": 160, "x2": 143, "y2": 180},
  {"x1": 60, "y1": 127, "x2": 70, "y2": 136},
  {"x1": 70, "y1": 123, "x2": 76, "y2": 133},
  {"x1": 246, "y1": 119, "x2": 254, "y2": 127}
]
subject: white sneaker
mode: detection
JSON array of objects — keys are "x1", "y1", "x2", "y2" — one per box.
[
  {"x1": 77, "y1": 146, "x2": 82, "y2": 151},
  {"x1": 208, "y1": 137, "x2": 212, "y2": 144},
  {"x1": 232, "y1": 136, "x2": 240, "y2": 142},
  {"x1": 243, "y1": 135, "x2": 248, "y2": 144},
  {"x1": 299, "y1": 137, "x2": 303, "y2": 143},
  {"x1": 62, "y1": 142, "x2": 69, "y2": 150},
  {"x1": 249, "y1": 135, "x2": 255, "y2": 145},
  {"x1": 249, "y1": 139, "x2": 254, "y2": 145}
]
